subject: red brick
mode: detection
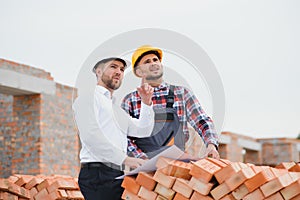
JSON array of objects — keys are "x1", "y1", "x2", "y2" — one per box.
[
  {"x1": 238, "y1": 162, "x2": 250, "y2": 169},
  {"x1": 153, "y1": 170, "x2": 176, "y2": 189},
  {"x1": 214, "y1": 162, "x2": 241, "y2": 184},
  {"x1": 138, "y1": 186, "x2": 158, "y2": 200},
  {"x1": 246, "y1": 163, "x2": 255, "y2": 167},
  {"x1": 0, "y1": 179, "x2": 11, "y2": 191},
  {"x1": 190, "y1": 191, "x2": 213, "y2": 200},
  {"x1": 210, "y1": 182, "x2": 231, "y2": 200},
  {"x1": 7, "y1": 183, "x2": 31, "y2": 199},
  {"x1": 52, "y1": 174, "x2": 74, "y2": 179},
  {"x1": 30, "y1": 187, "x2": 38, "y2": 197},
  {"x1": 160, "y1": 164, "x2": 176, "y2": 177},
  {"x1": 172, "y1": 178, "x2": 193, "y2": 198},
  {"x1": 289, "y1": 163, "x2": 300, "y2": 172},
  {"x1": 121, "y1": 176, "x2": 140, "y2": 195},
  {"x1": 289, "y1": 172, "x2": 300, "y2": 181},
  {"x1": 244, "y1": 167, "x2": 276, "y2": 192},
  {"x1": 0, "y1": 192, "x2": 18, "y2": 200},
  {"x1": 172, "y1": 161, "x2": 192, "y2": 180},
  {"x1": 270, "y1": 167, "x2": 289, "y2": 177},
  {"x1": 8, "y1": 176, "x2": 19, "y2": 183},
  {"x1": 188, "y1": 177, "x2": 213, "y2": 196},
  {"x1": 58, "y1": 189, "x2": 68, "y2": 198},
  {"x1": 154, "y1": 183, "x2": 175, "y2": 199},
  {"x1": 34, "y1": 188, "x2": 49, "y2": 200},
  {"x1": 225, "y1": 166, "x2": 255, "y2": 190},
  {"x1": 291, "y1": 194, "x2": 300, "y2": 200},
  {"x1": 14, "y1": 175, "x2": 33, "y2": 187},
  {"x1": 280, "y1": 179, "x2": 300, "y2": 199},
  {"x1": 232, "y1": 183, "x2": 249, "y2": 200},
  {"x1": 173, "y1": 192, "x2": 189, "y2": 200},
  {"x1": 156, "y1": 195, "x2": 168, "y2": 200},
  {"x1": 66, "y1": 190, "x2": 84, "y2": 199},
  {"x1": 161, "y1": 161, "x2": 192, "y2": 180},
  {"x1": 158, "y1": 160, "x2": 176, "y2": 176},
  {"x1": 243, "y1": 188, "x2": 265, "y2": 200},
  {"x1": 24, "y1": 177, "x2": 44, "y2": 190},
  {"x1": 19, "y1": 198, "x2": 30, "y2": 200},
  {"x1": 250, "y1": 165, "x2": 269, "y2": 174},
  {"x1": 260, "y1": 173, "x2": 293, "y2": 197},
  {"x1": 156, "y1": 157, "x2": 174, "y2": 170},
  {"x1": 136, "y1": 172, "x2": 157, "y2": 191},
  {"x1": 36, "y1": 179, "x2": 55, "y2": 192},
  {"x1": 46, "y1": 179, "x2": 78, "y2": 193},
  {"x1": 275, "y1": 162, "x2": 296, "y2": 170},
  {"x1": 206, "y1": 157, "x2": 228, "y2": 168},
  {"x1": 189, "y1": 159, "x2": 221, "y2": 183},
  {"x1": 220, "y1": 193, "x2": 235, "y2": 200},
  {"x1": 264, "y1": 192, "x2": 284, "y2": 200},
  {"x1": 48, "y1": 189, "x2": 68, "y2": 199},
  {"x1": 121, "y1": 190, "x2": 143, "y2": 200},
  {"x1": 220, "y1": 159, "x2": 231, "y2": 165}
]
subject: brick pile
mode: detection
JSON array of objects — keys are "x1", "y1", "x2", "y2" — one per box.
[
  {"x1": 0, "y1": 174, "x2": 84, "y2": 200},
  {"x1": 121, "y1": 157, "x2": 300, "y2": 200}
]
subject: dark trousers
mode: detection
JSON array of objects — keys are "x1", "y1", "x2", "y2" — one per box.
[{"x1": 78, "y1": 163, "x2": 124, "y2": 200}]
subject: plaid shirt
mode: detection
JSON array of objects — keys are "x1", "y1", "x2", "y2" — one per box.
[{"x1": 121, "y1": 82, "x2": 219, "y2": 158}]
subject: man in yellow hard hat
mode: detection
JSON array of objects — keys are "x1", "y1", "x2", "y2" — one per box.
[{"x1": 122, "y1": 45, "x2": 220, "y2": 159}]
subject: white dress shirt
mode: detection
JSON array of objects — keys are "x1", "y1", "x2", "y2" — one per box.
[{"x1": 72, "y1": 85, "x2": 154, "y2": 165}]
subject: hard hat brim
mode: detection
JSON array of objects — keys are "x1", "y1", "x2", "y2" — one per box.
[
  {"x1": 132, "y1": 45, "x2": 163, "y2": 77},
  {"x1": 93, "y1": 57, "x2": 131, "y2": 73}
]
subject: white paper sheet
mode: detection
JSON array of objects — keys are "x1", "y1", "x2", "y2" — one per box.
[{"x1": 116, "y1": 145, "x2": 185, "y2": 179}]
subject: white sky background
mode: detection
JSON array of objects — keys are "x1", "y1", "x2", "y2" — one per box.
[{"x1": 0, "y1": 0, "x2": 299, "y2": 138}]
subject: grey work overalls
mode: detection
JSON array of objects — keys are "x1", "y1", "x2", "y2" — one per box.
[{"x1": 130, "y1": 86, "x2": 185, "y2": 158}]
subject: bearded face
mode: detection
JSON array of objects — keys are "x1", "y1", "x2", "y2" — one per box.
[
  {"x1": 95, "y1": 60, "x2": 125, "y2": 91},
  {"x1": 100, "y1": 71, "x2": 122, "y2": 90}
]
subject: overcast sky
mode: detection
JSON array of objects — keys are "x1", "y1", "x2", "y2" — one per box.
[{"x1": 1, "y1": 0, "x2": 299, "y2": 138}]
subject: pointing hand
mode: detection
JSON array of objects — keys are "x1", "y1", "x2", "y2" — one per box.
[{"x1": 137, "y1": 75, "x2": 154, "y2": 106}]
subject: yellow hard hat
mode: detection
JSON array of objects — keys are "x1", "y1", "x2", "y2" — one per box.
[{"x1": 132, "y1": 45, "x2": 163, "y2": 76}]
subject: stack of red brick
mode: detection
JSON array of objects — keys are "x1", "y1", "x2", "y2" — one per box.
[
  {"x1": 0, "y1": 174, "x2": 84, "y2": 200},
  {"x1": 121, "y1": 157, "x2": 300, "y2": 200}
]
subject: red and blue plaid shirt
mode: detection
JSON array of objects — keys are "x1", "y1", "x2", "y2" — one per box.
[{"x1": 121, "y1": 82, "x2": 219, "y2": 158}]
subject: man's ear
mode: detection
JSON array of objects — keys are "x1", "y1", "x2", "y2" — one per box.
[
  {"x1": 95, "y1": 68, "x2": 103, "y2": 80},
  {"x1": 135, "y1": 68, "x2": 143, "y2": 77}
]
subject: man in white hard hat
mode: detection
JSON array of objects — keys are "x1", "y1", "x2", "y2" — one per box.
[
  {"x1": 122, "y1": 45, "x2": 220, "y2": 159},
  {"x1": 73, "y1": 57, "x2": 154, "y2": 199}
]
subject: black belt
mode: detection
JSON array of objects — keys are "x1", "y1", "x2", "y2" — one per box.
[{"x1": 81, "y1": 162, "x2": 124, "y2": 171}]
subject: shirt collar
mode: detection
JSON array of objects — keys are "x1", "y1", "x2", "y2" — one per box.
[
  {"x1": 95, "y1": 85, "x2": 112, "y2": 99},
  {"x1": 154, "y1": 82, "x2": 169, "y2": 92}
]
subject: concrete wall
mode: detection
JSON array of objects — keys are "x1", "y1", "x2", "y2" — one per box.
[{"x1": 0, "y1": 58, "x2": 79, "y2": 178}]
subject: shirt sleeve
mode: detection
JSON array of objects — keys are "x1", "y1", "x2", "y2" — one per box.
[
  {"x1": 184, "y1": 88, "x2": 219, "y2": 147},
  {"x1": 73, "y1": 96, "x2": 127, "y2": 165},
  {"x1": 127, "y1": 139, "x2": 148, "y2": 159},
  {"x1": 127, "y1": 102, "x2": 154, "y2": 137}
]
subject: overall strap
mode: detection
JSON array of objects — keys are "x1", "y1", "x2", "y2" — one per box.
[{"x1": 166, "y1": 85, "x2": 175, "y2": 108}]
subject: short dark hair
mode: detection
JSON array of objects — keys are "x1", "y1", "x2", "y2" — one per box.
[
  {"x1": 92, "y1": 57, "x2": 127, "y2": 73},
  {"x1": 134, "y1": 50, "x2": 161, "y2": 68}
]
